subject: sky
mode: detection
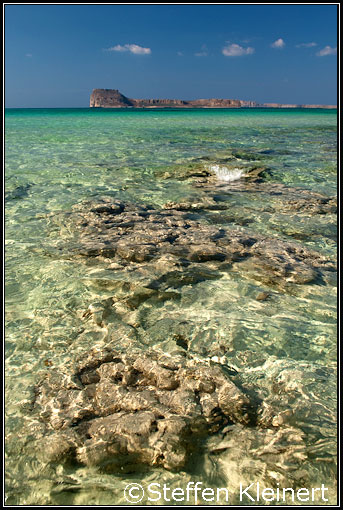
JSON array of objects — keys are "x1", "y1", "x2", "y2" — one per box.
[{"x1": 4, "y1": 4, "x2": 338, "y2": 107}]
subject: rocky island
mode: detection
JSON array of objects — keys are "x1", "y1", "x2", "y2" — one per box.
[{"x1": 89, "y1": 89, "x2": 336, "y2": 109}]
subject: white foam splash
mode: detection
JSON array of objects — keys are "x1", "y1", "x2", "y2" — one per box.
[{"x1": 208, "y1": 165, "x2": 245, "y2": 182}]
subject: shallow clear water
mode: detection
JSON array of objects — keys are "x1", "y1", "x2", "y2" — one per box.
[{"x1": 5, "y1": 108, "x2": 337, "y2": 505}]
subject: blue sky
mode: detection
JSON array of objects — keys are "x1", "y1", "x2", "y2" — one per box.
[{"x1": 5, "y1": 4, "x2": 338, "y2": 107}]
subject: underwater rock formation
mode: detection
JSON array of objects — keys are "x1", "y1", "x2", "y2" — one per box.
[
  {"x1": 49, "y1": 197, "x2": 335, "y2": 291},
  {"x1": 33, "y1": 348, "x2": 257, "y2": 471},
  {"x1": 31, "y1": 152, "x2": 336, "y2": 478}
]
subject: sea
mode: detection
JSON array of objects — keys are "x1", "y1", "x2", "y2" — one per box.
[{"x1": 5, "y1": 107, "x2": 337, "y2": 505}]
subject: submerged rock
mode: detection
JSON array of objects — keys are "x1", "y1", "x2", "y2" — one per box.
[
  {"x1": 256, "y1": 291, "x2": 271, "y2": 301},
  {"x1": 155, "y1": 153, "x2": 336, "y2": 221},
  {"x1": 280, "y1": 196, "x2": 337, "y2": 215},
  {"x1": 5, "y1": 183, "x2": 32, "y2": 202},
  {"x1": 48, "y1": 198, "x2": 335, "y2": 292},
  {"x1": 31, "y1": 347, "x2": 333, "y2": 479},
  {"x1": 33, "y1": 348, "x2": 257, "y2": 471},
  {"x1": 38, "y1": 194, "x2": 336, "y2": 477},
  {"x1": 156, "y1": 159, "x2": 271, "y2": 183}
]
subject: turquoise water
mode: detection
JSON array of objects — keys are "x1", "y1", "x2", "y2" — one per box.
[{"x1": 5, "y1": 108, "x2": 337, "y2": 505}]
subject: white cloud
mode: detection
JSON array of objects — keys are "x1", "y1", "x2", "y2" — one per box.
[
  {"x1": 177, "y1": 51, "x2": 184, "y2": 56},
  {"x1": 296, "y1": 42, "x2": 317, "y2": 48},
  {"x1": 195, "y1": 44, "x2": 208, "y2": 57},
  {"x1": 271, "y1": 38, "x2": 285, "y2": 49},
  {"x1": 316, "y1": 45, "x2": 337, "y2": 57},
  {"x1": 222, "y1": 43, "x2": 254, "y2": 57},
  {"x1": 25, "y1": 53, "x2": 32, "y2": 57},
  {"x1": 106, "y1": 44, "x2": 151, "y2": 55}
]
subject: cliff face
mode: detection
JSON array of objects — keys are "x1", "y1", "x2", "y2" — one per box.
[
  {"x1": 131, "y1": 98, "x2": 189, "y2": 107},
  {"x1": 90, "y1": 89, "x2": 134, "y2": 108},
  {"x1": 189, "y1": 98, "x2": 241, "y2": 107}
]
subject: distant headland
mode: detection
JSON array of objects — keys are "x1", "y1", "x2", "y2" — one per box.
[{"x1": 90, "y1": 89, "x2": 336, "y2": 109}]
